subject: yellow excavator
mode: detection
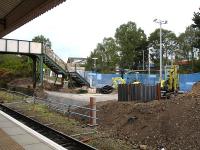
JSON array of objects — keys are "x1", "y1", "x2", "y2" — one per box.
[{"x1": 161, "y1": 65, "x2": 179, "y2": 98}]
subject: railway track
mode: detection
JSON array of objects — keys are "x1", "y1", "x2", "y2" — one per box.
[{"x1": 0, "y1": 103, "x2": 96, "y2": 150}]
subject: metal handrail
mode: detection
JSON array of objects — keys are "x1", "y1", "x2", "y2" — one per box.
[
  {"x1": 43, "y1": 47, "x2": 66, "y2": 71},
  {"x1": 43, "y1": 46, "x2": 89, "y2": 86}
]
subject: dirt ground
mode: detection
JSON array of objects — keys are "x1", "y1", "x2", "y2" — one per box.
[
  {"x1": 4, "y1": 77, "x2": 200, "y2": 149},
  {"x1": 96, "y1": 81, "x2": 200, "y2": 149}
]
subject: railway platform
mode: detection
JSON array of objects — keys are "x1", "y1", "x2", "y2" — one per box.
[{"x1": 0, "y1": 110, "x2": 66, "y2": 150}]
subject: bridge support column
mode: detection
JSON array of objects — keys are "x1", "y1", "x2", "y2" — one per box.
[
  {"x1": 40, "y1": 55, "x2": 43, "y2": 87},
  {"x1": 32, "y1": 57, "x2": 37, "y2": 89},
  {"x1": 61, "y1": 75, "x2": 64, "y2": 87}
]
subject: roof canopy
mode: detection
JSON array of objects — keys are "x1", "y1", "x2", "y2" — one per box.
[{"x1": 0, "y1": 0, "x2": 65, "y2": 37}]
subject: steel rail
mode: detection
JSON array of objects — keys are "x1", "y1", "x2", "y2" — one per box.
[{"x1": 0, "y1": 104, "x2": 96, "y2": 150}]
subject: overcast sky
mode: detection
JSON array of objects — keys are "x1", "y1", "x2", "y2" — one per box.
[{"x1": 4, "y1": 0, "x2": 200, "y2": 61}]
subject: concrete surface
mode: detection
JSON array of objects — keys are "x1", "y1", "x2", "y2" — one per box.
[
  {"x1": 45, "y1": 90, "x2": 117, "y2": 106},
  {"x1": 0, "y1": 110, "x2": 66, "y2": 150}
]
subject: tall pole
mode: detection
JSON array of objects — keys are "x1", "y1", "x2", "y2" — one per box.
[
  {"x1": 159, "y1": 23, "x2": 162, "y2": 81},
  {"x1": 143, "y1": 50, "x2": 145, "y2": 70},
  {"x1": 148, "y1": 48, "x2": 151, "y2": 77},
  {"x1": 92, "y1": 57, "x2": 98, "y2": 72},
  {"x1": 153, "y1": 19, "x2": 167, "y2": 82}
]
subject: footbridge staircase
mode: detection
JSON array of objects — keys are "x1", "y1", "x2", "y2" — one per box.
[{"x1": 0, "y1": 38, "x2": 90, "y2": 87}]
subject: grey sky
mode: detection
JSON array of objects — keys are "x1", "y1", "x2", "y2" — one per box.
[{"x1": 4, "y1": 0, "x2": 200, "y2": 61}]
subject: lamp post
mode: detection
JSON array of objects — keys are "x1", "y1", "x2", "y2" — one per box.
[
  {"x1": 92, "y1": 57, "x2": 98, "y2": 72},
  {"x1": 148, "y1": 47, "x2": 154, "y2": 84},
  {"x1": 142, "y1": 50, "x2": 145, "y2": 70},
  {"x1": 153, "y1": 19, "x2": 167, "y2": 82},
  {"x1": 148, "y1": 47, "x2": 153, "y2": 77}
]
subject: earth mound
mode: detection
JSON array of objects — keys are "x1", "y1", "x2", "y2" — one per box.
[{"x1": 96, "y1": 82, "x2": 200, "y2": 149}]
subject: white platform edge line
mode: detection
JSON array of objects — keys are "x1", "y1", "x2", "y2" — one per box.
[{"x1": 0, "y1": 110, "x2": 67, "y2": 150}]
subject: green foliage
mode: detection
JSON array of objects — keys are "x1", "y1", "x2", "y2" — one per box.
[
  {"x1": 192, "y1": 8, "x2": 200, "y2": 49},
  {"x1": 85, "y1": 37, "x2": 119, "y2": 73},
  {"x1": 178, "y1": 26, "x2": 199, "y2": 60},
  {"x1": 193, "y1": 8, "x2": 200, "y2": 29},
  {"x1": 32, "y1": 35, "x2": 52, "y2": 49},
  {"x1": 86, "y1": 9, "x2": 200, "y2": 73},
  {"x1": 148, "y1": 29, "x2": 177, "y2": 66},
  {"x1": 86, "y1": 21, "x2": 148, "y2": 72},
  {"x1": 115, "y1": 21, "x2": 148, "y2": 69},
  {"x1": 0, "y1": 54, "x2": 32, "y2": 77},
  {"x1": 0, "y1": 35, "x2": 52, "y2": 87}
]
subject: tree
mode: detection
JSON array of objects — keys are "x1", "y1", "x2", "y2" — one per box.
[
  {"x1": 148, "y1": 29, "x2": 177, "y2": 66},
  {"x1": 0, "y1": 54, "x2": 32, "y2": 77},
  {"x1": 193, "y1": 8, "x2": 200, "y2": 29},
  {"x1": 101, "y1": 37, "x2": 119, "y2": 71},
  {"x1": 192, "y1": 8, "x2": 200, "y2": 49},
  {"x1": 114, "y1": 21, "x2": 148, "y2": 69},
  {"x1": 32, "y1": 35, "x2": 52, "y2": 48},
  {"x1": 85, "y1": 37, "x2": 119, "y2": 73},
  {"x1": 178, "y1": 26, "x2": 199, "y2": 60}
]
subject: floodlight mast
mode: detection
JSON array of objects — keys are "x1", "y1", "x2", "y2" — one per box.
[{"x1": 153, "y1": 19, "x2": 167, "y2": 82}]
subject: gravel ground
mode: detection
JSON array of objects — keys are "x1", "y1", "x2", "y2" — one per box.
[{"x1": 45, "y1": 90, "x2": 117, "y2": 106}]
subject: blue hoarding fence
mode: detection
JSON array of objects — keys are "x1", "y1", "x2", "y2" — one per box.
[{"x1": 81, "y1": 72, "x2": 200, "y2": 92}]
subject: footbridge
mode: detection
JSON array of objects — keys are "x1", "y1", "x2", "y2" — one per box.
[{"x1": 0, "y1": 38, "x2": 90, "y2": 88}]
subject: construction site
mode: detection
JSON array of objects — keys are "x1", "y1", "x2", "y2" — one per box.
[{"x1": 0, "y1": 0, "x2": 200, "y2": 150}]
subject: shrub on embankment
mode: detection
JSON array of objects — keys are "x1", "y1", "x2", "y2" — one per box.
[{"x1": 0, "y1": 54, "x2": 32, "y2": 87}]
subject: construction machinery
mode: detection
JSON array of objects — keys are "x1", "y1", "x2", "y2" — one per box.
[{"x1": 161, "y1": 65, "x2": 179, "y2": 97}]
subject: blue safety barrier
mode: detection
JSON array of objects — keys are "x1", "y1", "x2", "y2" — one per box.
[
  {"x1": 82, "y1": 72, "x2": 200, "y2": 92},
  {"x1": 179, "y1": 73, "x2": 200, "y2": 92},
  {"x1": 124, "y1": 74, "x2": 160, "y2": 85}
]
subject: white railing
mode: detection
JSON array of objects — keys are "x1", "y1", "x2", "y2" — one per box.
[
  {"x1": 43, "y1": 47, "x2": 66, "y2": 71},
  {"x1": 43, "y1": 47, "x2": 88, "y2": 85},
  {"x1": 67, "y1": 63, "x2": 85, "y2": 72},
  {"x1": 0, "y1": 38, "x2": 42, "y2": 54}
]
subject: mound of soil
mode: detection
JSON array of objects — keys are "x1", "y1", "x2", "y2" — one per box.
[
  {"x1": 96, "y1": 82, "x2": 200, "y2": 149},
  {"x1": 191, "y1": 81, "x2": 200, "y2": 95},
  {"x1": 43, "y1": 80, "x2": 63, "y2": 91}
]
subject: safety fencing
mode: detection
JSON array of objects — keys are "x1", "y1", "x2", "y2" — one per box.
[
  {"x1": 0, "y1": 88, "x2": 98, "y2": 126},
  {"x1": 81, "y1": 72, "x2": 200, "y2": 92},
  {"x1": 118, "y1": 83, "x2": 161, "y2": 101},
  {"x1": 179, "y1": 72, "x2": 200, "y2": 91}
]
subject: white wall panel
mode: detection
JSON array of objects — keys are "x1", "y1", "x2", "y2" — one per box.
[
  {"x1": 0, "y1": 39, "x2": 6, "y2": 52},
  {"x1": 30, "y1": 42, "x2": 42, "y2": 54},
  {"x1": 19, "y1": 41, "x2": 29, "y2": 53},
  {"x1": 7, "y1": 40, "x2": 18, "y2": 52}
]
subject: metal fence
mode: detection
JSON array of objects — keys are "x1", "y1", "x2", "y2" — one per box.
[
  {"x1": 118, "y1": 83, "x2": 161, "y2": 102},
  {"x1": 0, "y1": 88, "x2": 98, "y2": 126}
]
